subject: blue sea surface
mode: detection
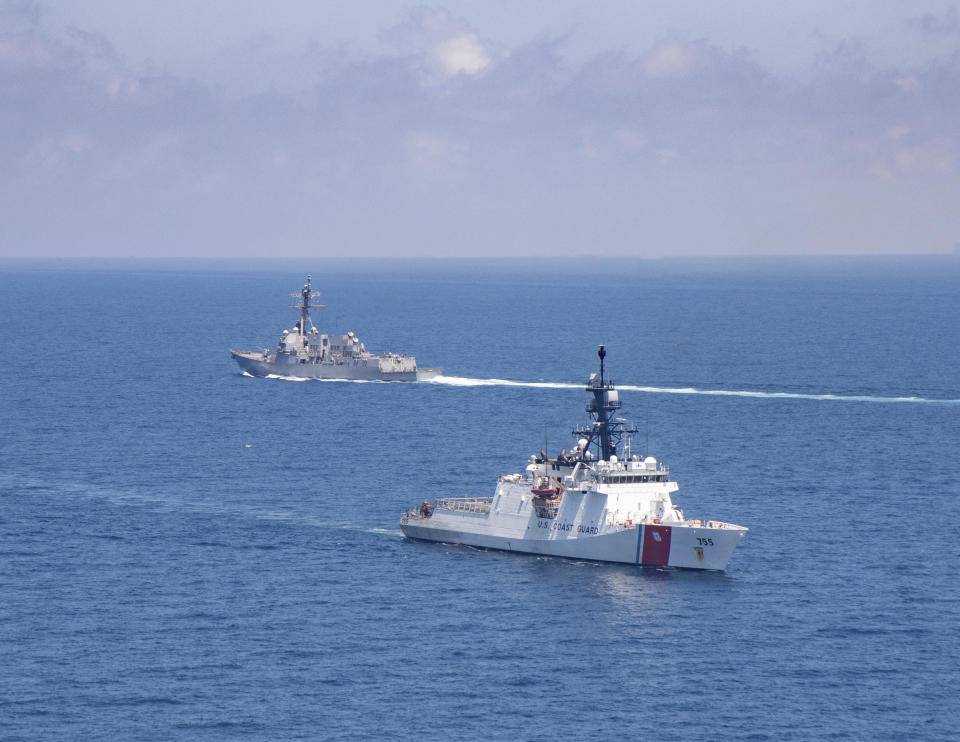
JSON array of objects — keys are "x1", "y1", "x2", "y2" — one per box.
[{"x1": 1, "y1": 266, "x2": 959, "y2": 741}]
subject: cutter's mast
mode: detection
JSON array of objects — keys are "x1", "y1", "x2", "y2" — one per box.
[{"x1": 573, "y1": 345, "x2": 637, "y2": 462}]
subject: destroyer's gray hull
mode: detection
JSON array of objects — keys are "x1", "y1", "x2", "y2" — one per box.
[{"x1": 231, "y1": 350, "x2": 441, "y2": 382}]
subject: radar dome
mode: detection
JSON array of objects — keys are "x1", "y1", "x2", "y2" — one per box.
[
  {"x1": 609, "y1": 455, "x2": 618, "y2": 463},
  {"x1": 578, "y1": 438, "x2": 588, "y2": 449}
]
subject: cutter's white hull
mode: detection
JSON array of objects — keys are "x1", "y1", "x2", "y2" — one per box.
[{"x1": 401, "y1": 482, "x2": 747, "y2": 570}]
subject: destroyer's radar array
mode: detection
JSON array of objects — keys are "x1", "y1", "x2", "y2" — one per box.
[{"x1": 289, "y1": 274, "x2": 326, "y2": 337}]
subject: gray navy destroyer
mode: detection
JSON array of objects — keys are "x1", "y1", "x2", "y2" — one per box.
[
  {"x1": 231, "y1": 275, "x2": 441, "y2": 381},
  {"x1": 401, "y1": 346, "x2": 747, "y2": 570}
]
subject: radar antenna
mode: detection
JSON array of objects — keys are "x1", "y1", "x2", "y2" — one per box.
[
  {"x1": 572, "y1": 345, "x2": 637, "y2": 462},
  {"x1": 288, "y1": 274, "x2": 327, "y2": 336}
]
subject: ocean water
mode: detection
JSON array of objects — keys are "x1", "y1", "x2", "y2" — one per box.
[{"x1": 1, "y1": 265, "x2": 959, "y2": 741}]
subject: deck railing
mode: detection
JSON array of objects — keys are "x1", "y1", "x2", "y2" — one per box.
[{"x1": 434, "y1": 497, "x2": 492, "y2": 515}]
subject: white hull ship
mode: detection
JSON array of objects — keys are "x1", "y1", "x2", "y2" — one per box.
[
  {"x1": 231, "y1": 275, "x2": 441, "y2": 381},
  {"x1": 401, "y1": 346, "x2": 747, "y2": 570}
]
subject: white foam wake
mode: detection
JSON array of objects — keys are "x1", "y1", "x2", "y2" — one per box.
[
  {"x1": 427, "y1": 375, "x2": 960, "y2": 405},
  {"x1": 259, "y1": 373, "x2": 387, "y2": 384},
  {"x1": 264, "y1": 373, "x2": 311, "y2": 382},
  {"x1": 427, "y1": 375, "x2": 580, "y2": 390},
  {"x1": 243, "y1": 371, "x2": 958, "y2": 404}
]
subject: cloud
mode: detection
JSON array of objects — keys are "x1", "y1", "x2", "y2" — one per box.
[
  {"x1": 381, "y1": 7, "x2": 496, "y2": 81},
  {"x1": 0, "y1": 34, "x2": 50, "y2": 67},
  {"x1": 895, "y1": 142, "x2": 954, "y2": 175},
  {"x1": 638, "y1": 41, "x2": 707, "y2": 79},
  {"x1": 2, "y1": 8, "x2": 960, "y2": 257},
  {"x1": 26, "y1": 130, "x2": 95, "y2": 171},
  {"x1": 434, "y1": 32, "x2": 490, "y2": 76},
  {"x1": 104, "y1": 76, "x2": 140, "y2": 97},
  {"x1": 894, "y1": 73, "x2": 920, "y2": 92},
  {"x1": 406, "y1": 130, "x2": 469, "y2": 176},
  {"x1": 614, "y1": 128, "x2": 646, "y2": 153},
  {"x1": 0, "y1": 0, "x2": 41, "y2": 28},
  {"x1": 908, "y1": 7, "x2": 960, "y2": 37}
]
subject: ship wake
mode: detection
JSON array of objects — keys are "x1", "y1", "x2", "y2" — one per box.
[
  {"x1": 242, "y1": 370, "x2": 958, "y2": 404},
  {"x1": 427, "y1": 375, "x2": 960, "y2": 405}
]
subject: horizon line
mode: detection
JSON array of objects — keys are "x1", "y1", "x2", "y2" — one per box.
[{"x1": 1, "y1": 251, "x2": 959, "y2": 262}]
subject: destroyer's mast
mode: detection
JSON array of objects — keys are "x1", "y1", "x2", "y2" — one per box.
[
  {"x1": 573, "y1": 345, "x2": 637, "y2": 462},
  {"x1": 288, "y1": 275, "x2": 326, "y2": 336}
]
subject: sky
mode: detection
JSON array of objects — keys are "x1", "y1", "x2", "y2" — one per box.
[{"x1": 2, "y1": 1, "x2": 960, "y2": 259}]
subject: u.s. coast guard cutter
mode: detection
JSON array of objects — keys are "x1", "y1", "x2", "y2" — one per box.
[
  {"x1": 401, "y1": 346, "x2": 747, "y2": 570},
  {"x1": 230, "y1": 275, "x2": 441, "y2": 381}
]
